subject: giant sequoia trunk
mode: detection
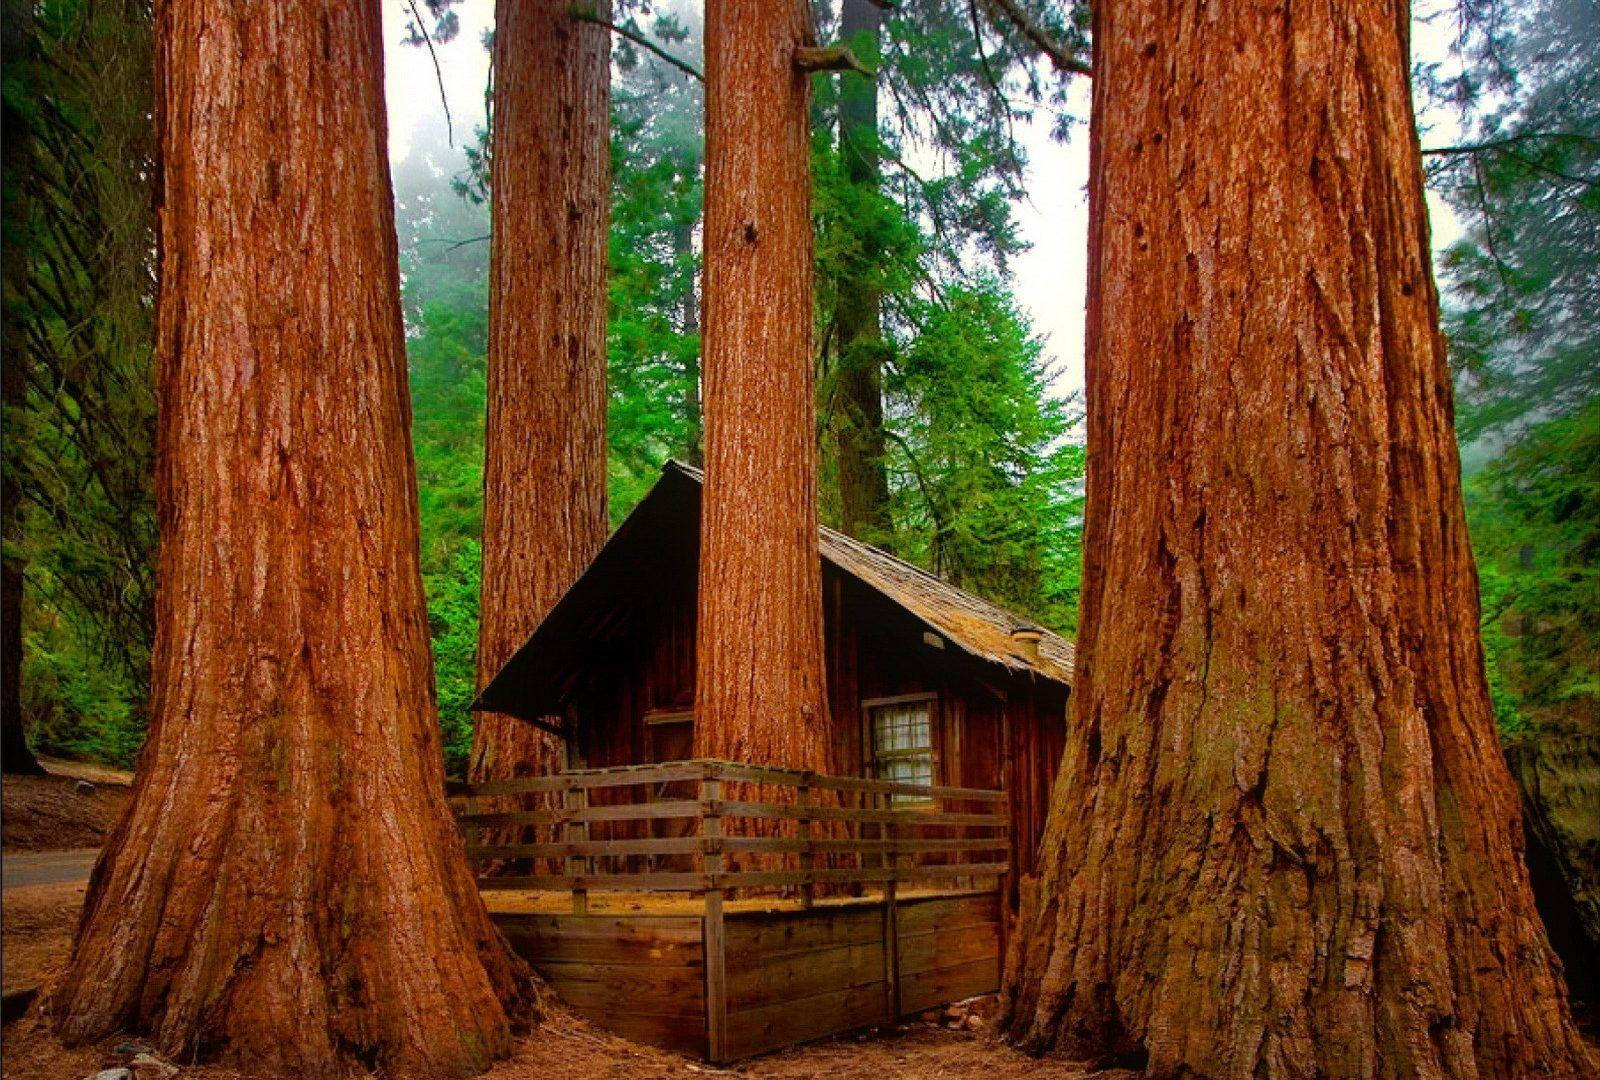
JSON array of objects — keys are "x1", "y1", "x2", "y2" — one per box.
[
  {"x1": 694, "y1": 0, "x2": 830, "y2": 768},
  {"x1": 832, "y1": 0, "x2": 892, "y2": 545},
  {"x1": 999, "y1": 2, "x2": 1598, "y2": 1076},
  {"x1": 468, "y1": 0, "x2": 610, "y2": 788},
  {"x1": 45, "y1": 1, "x2": 534, "y2": 1073}
]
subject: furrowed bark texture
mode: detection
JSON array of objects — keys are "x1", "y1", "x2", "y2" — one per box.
[
  {"x1": 44, "y1": 1, "x2": 535, "y2": 1073},
  {"x1": 469, "y1": 0, "x2": 610, "y2": 794},
  {"x1": 833, "y1": 0, "x2": 892, "y2": 546},
  {"x1": 694, "y1": 0, "x2": 831, "y2": 771},
  {"x1": 998, "y1": 2, "x2": 1598, "y2": 1076}
]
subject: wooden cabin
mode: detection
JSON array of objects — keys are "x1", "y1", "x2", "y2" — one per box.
[{"x1": 475, "y1": 460, "x2": 1074, "y2": 887}]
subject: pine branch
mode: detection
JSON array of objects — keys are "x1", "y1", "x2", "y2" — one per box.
[
  {"x1": 1421, "y1": 131, "x2": 1599, "y2": 156},
  {"x1": 569, "y1": 7, "x2": 704, "y2": 83},
  {"x1": 977, "y1": 0, "x2": 1091, "y2": 78},
  {"x1": 405, "y1": 0, "x2": 454, "y2": 146}
]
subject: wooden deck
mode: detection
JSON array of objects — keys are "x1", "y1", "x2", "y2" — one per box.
[{"x1": 450, "y1": 760, "x2": 1009, "y2": 1062}]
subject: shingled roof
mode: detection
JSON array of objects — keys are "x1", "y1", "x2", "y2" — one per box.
[
  {"x1": 813, "y1": 511, "x2": 1076, "y2": 685},
  {"x1": 475, "y1": 460, "x2": 1072, "y2": 720}
]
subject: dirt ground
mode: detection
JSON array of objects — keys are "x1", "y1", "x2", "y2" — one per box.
[
  {"x1": 0, "y1": 880, "x2": 1110, "y2": 1080},
  {"x1": 2, "y1": 759, "x2": 132, "y2": 852},
  {"x1": 1, "y1": 1010, "x2": 1114, "y2": 1080},
  {"x1": 1, "y1": 881, "x2": 84, "y2": 996}
]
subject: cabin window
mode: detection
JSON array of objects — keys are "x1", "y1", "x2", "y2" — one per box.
[{"x1": 867, "y1": 695, "x2": 936, "y2": 802}]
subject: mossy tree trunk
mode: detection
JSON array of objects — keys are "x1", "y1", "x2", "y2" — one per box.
[
  {"x1": 999, "y1": 1, "x2": 1597, "y2": 1076},
  {"x1": 1, "y1": 0, "x2": 45, "y2": 778},
  {"x1": 469, "y1": 0, "x2": 611, "y2": 791},
  {"x1": 44, "y1": 1, "x2": 534, "y2": 1073},
  {"x1": 832, "y1": 0, "x2": 892, "y2": 547}
]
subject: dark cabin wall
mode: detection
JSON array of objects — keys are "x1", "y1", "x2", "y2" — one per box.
[{"x1": 568, "y1": 553, "x2": 1068, "y2": 885}]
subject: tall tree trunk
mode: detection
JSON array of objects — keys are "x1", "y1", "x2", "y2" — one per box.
[
  {"x1": 44, "y1": 1, "x2": 534, "y2": 1073},
  {"x1": 468, "y1": 0, "x2": 610, "y2": 786},
  {"x1": 694, "y1": 0, "x2": 830, "y2": 768},
  {"x1": 999, "y1": 2, "x2": 1598, "y2": 1076},
  {"x1": 1, "y1": 0, "x2": 46, "y2": 777},
  {"x1": 833, "y1": 0, "x2": 893, "y2": 546},
  {"x1": 675, "y1": 221, "x2": 704, "y2": 467}
]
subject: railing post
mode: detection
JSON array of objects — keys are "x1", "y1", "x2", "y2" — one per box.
[
  {"x1": 565, "y1": 785, "x2": 588, "y2": 916},
  {"x1": 797, "y1": 774, "x2": 814, "y2": 909},
  {"x1": 702, "y1": 770, "x2": 728, "y2": 1062},
  {"x1": 881, "y1": 789, "x2": 901, "y2": 1021}
]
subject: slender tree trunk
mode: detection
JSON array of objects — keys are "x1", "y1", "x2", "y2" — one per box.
[
  {"x1": 833, "y1": 0, "x2": 893, "y2": 546},
  {"x1": 999, "y1": 2, "x2": 1598, "y2": 1076},
  {"x1": 0, "y1": 330, "x2": 39, "y2": 777},
  {"x1": 44, "y1": 2, "x2": 534, "y2": 1073},
  {"x1": 468, "y1": 0, "x2": 610, "y2": 789},
  {"x1": 675, "y1": 222, "x2": 704, "y2": 467},
  {"x1": 1, "y1": 0, "x2": 46, "y2": 778},
  {"x1": 694, "y1": 0, "x2": 830, "y2": 769}
]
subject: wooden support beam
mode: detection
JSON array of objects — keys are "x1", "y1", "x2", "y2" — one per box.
[
  {"x1": 797, "y1": 777, "x2": 814, "y2": 909},
  {"x1": 565, "y1": 787, "x2": 589, "y2": 916},
  {"x1": 702, "y1": 776, "x2": 728, "y2": 1063},
  {"x1": 882, "y1": 790, "x2": 901, "y2": 1019}
]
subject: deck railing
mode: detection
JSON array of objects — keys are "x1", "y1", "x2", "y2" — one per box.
[
  {"x1": 446, "y1": 758, "x2": 1010, "y2": 907},
  {"x1": 449, "y1": 760, "x2": 1010, "y2": 1062}
]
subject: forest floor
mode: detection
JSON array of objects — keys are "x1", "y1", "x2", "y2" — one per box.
[
  {"x1": 1, "y1": 877, "x2": 1114, "y2": 1079},
  {"x1": 2, "y1": 758, "x2": 132, "y2": 852}
]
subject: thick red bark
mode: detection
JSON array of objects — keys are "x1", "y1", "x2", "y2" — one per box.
[
  {"x1": 998, "y1": 2, "x2": 1597, "y2": 1076},
  {"x1": 693, "y1": 0, "x2": 831, "y2": 770},
  {"x1": 44, "y1": 2, "x2": 534, "y2": 1073},
  {"x1": 468, "y1": 0, "x2": 610, "y2": 788}
]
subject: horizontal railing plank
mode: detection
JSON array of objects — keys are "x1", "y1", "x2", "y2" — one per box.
[
  {"x1": 893, "y1": 862, "x2": 1009, "y2": 880},
  {"x1": 719, "y1": 836, "x2": 1009, "y2": 855},
  {"x1": 718, "y1": 801, "x2": 1008, "y2": 828},
  {"x1": 465, "y1": 837, "x2": 704, "y2": 860},
  {"x1": 459, "y1": 799, "x2": 707, "y2": 828},
  {"x1": 475, "y1": 864, "x2": 1009, "y2": 893},
  {"x1": 478, "y1": 872, "x2": 710, "y2": 892},
  {"x1": 465, "y1": 835, "x2": 1011, "y2": 861},
  {"x1": 705, "y1": 761, "x2": 1007, "y2": 802},
  {"x1": 448, "y1": 761, "x2": 713, "y2": 797}
]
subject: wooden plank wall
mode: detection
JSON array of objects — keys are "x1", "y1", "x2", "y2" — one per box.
[
  {"x1": 896, "y1": 892, "x2": 1002, "y2": 1015},
  {"x1": 494, "y1": 891, "x2": 1003, "y2": 1063},
  {"x1": 495, "y1": 912, "x2": 707, "y2": 1057},
  {"x1": 722, "y1": 904, "x2": 892, "y2": 1060}
]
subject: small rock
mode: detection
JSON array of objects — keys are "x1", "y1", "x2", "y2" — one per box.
[
  {"x1": 86, "y1": 1069, "x2": 133, "y2": 1080},
  {"x1": 75, "y1": 779, "x2": 97, "y2": 795},
  {"x1": 965, "y1": 1014, "x2": 986, "y2": 1031},
  {"x1": 130, "y1": 1053, "x2": 178, "y2": 1078}
]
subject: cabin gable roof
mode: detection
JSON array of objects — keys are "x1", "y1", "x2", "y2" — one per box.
[{"x1": 474, "y1": 460, "x2": 1074, "y2": 722}]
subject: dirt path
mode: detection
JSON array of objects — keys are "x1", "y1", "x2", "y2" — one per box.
[{"x1": 2, "y1": 848, "x2": 98, "y2": 890}]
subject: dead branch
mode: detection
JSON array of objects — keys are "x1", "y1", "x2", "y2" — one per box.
[{"x1": 795, "y1": 45, "x2": 876, "y2": 78}]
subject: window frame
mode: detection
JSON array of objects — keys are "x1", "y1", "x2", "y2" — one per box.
[{"x1": 862, "y1": 692, "x2": 939, "y2": 806}]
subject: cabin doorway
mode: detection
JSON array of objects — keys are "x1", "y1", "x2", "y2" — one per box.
[{"x1": 644, "y1": 711, "x2": 695, "y2": 871}]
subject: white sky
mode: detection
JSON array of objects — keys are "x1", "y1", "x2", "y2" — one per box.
[{"x1": 381, "y1": 2, "x2": 1465, "y2": 401}]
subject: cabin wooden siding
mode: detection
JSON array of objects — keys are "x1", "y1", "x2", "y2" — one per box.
[{"x1": 562, "y1": 534, "x2": 1066, "y2": 889}]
